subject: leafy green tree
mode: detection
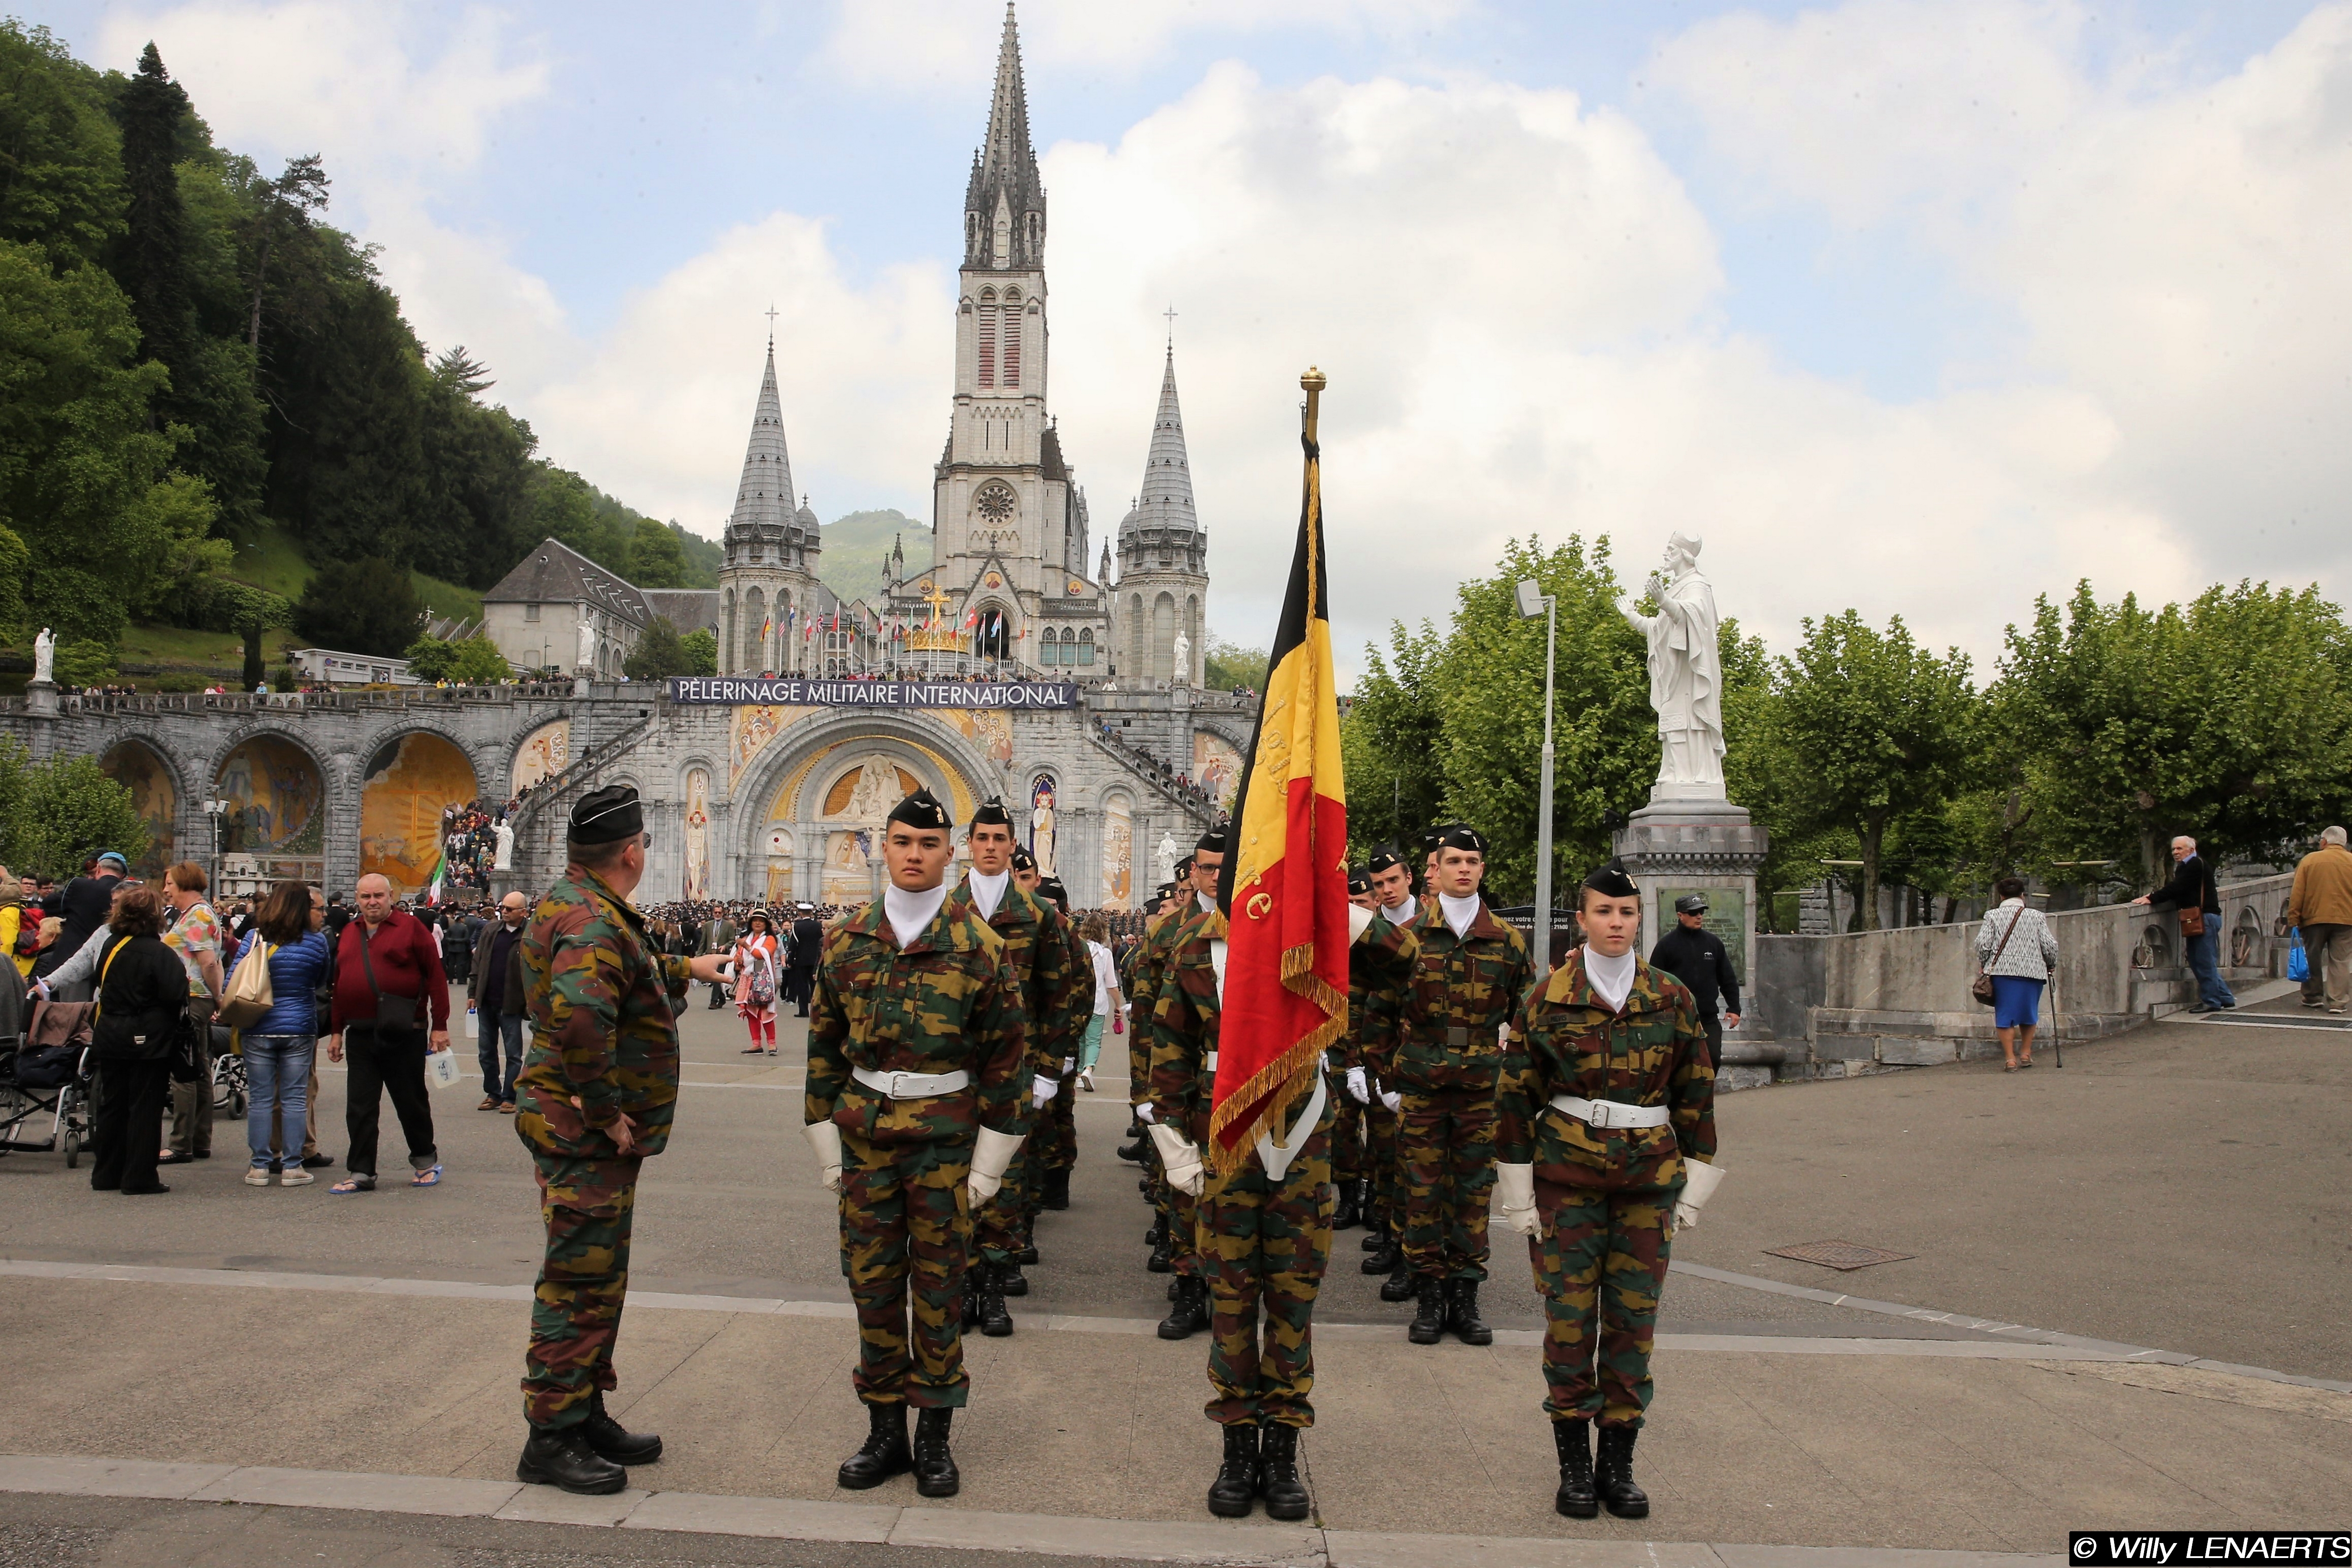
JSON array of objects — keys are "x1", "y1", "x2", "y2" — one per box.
[
  {"x1": 1997, "y1": 580, "x2": 2352, "y2": 882},
  {"x1": 403, "y1": 634, "x2": 457, "y2": 681},
  {"x1": 1762, "y1": 611, "x2": 1978, "y2": 929},
  {"x1": 5, "y1": 751, "x2": 149, "y2": 878},
  {"x1": 625, "y1": 515, "x2": 688, "y2": 587},
  {"x1": 0, "y1": 22, "x2": 125, "y2": 270},
  {"x1": 679, "y1": 627, "x2": 718, "y2": 676},
  {"x1": 293, "y1": 556, "x2": 419, "y2": 656},
  {"x1": 447, "y1": 634, "x2": 510, "y2": 684},
  {"x1": 52, "y1": 638, "x2": 117, "y2": 685},
  {"x1": 1203, "y1": 632, "x2": 1269, "y2": 692},
  {"x1": 624, "y1": 617, "x2": 695, "y2": 681},
  {"x1": 1341, "y1": 618, "x2": 1446, "y2": 864},
  {"x1": 0, "y1": 522, "x2": 25, "y2": 633}
]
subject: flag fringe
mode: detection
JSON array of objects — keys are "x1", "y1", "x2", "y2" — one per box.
[{"x1": 1205, "y1": 939, "x2": 1347, "y2": 1173}]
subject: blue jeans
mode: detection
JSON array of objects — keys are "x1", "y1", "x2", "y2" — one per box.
[
  {"x1": 478, "y1": 1013, "x2": 525, "y2": 1103},
  {"x1": 2185, "y1": 929, "x2": 2235, "y2": 1009},
  {"x1": 245, "y1": 1034, "x2": 315, "y2": 1171}
]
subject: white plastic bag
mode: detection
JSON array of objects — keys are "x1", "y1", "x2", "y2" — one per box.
[{"x1": 426, "y1": 1048, "x2": 463, "y2": 1091}]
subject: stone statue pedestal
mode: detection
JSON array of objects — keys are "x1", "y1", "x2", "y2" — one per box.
[
  {"x1": 1614, "y1": 799, "x2": 1769, "y2": 1031},
  {"x1": 25, "y1": 679, "x2": 57, "y2": 719},
  {"x1": 571, "y1": 675, "x2": 590, "y2": 698}
]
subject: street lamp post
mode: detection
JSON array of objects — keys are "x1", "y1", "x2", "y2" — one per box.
[{"x1": 1515, "y1": 578, "x2": 1557, "y2": 971}]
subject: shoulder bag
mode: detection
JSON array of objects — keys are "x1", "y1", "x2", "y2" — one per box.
[
  {"x1": 356, "y1": 921, "x2": 420, "y2": 1034},
  {"x1": 219, "y1": 936, "x2": 275, "y2": 1029},
  {"x1": 2178, "y1": 863, "x2": 2209, "y2": 937},
  {"x1": 1971, "y1": 906, "x2": 2025, "y2": 1006}
]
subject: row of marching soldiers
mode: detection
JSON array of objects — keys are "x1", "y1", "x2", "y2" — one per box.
[{"x1": 1113, "y1": 822, "x2": 1722, "y2": 1522}]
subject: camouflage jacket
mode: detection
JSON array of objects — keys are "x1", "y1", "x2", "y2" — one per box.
[
  {"x1": 806, "y1": 895, "x2": 1027, "y2": 1147},
  {"x1": 944, "y1": 877, "x2": 1085, "y2": 1078},
  {"x1": 1147, "y1": 906, "x2": 1229, "y2": 1144},
  {"x1": 1499, "y1": 951, "x2": 1715, "y2": 1181},
  {"x1": 1125, "y1": 898, "x2": 1213, "y2": 1093},
  {"x1": 513, "y1": 867, "x2": 696, "y2": 1160},
  {"x1": 1390, "y1": 901, "x2": 1535, "y2": 1094},
  {"x1": 1345, "y1": 907, "x2": 1420, "y2": 1081}
]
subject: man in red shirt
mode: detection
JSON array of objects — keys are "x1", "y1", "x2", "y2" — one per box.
[{"x1": 326, "y1": 873, "x2": 453, "y2": 1192}]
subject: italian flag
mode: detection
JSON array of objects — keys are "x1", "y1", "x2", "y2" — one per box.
[{"x1": 1209, "y1": 370, "x2": 1349, "y2": 1169}]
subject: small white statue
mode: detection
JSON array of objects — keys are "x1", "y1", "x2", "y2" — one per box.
[
  {"x1": 32, "y1": 627, "x2": 54, "y2": 684},
  {"x1": 576, "y1": 615, "x2": 597, "y2": 672},
  {"x1": 1154, "y1": 832, "x2": 1180, "y2": 886},
  {"x1": 1171, "y1": 631, "x2": 1191, "y2": 685},
  {"x1": 493, "y1": 820, "x2": 515, "y2": 872}
]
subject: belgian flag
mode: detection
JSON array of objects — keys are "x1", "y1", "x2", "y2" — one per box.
[{"x1": 1210, "y1": 368, "x2": 1350, "y2": 1169}]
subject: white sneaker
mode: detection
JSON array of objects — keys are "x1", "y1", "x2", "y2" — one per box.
[
  {"x1": 280, "y1": 1168, "x2": 315, "y2": 1186},
  {"x1": 243, "y1": 1166, "x2": 271, "y2": 1186}
]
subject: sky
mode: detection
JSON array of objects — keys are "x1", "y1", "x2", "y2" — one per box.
[{"x1": 31, "y1": 0, "x2": 2349, "y2": 679}]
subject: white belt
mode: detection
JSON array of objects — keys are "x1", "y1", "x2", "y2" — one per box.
[
  {"x1": 1547, "y1": 1094, "x2": 1669, "y2": 1131},
  {"x1": 852, "y1": 1066, "x2": 972, "y2": 1100},
  {"x1": 1257, "y1": 1068, "x2": 1328, "y2": 1183},
  {"x1": 1203, "y1": 1051, "x2": 1218, "y2": 1072}
]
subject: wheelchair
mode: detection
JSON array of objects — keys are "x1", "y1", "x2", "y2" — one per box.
[
  {"x1": 210, "y1": 1023, "x2": 248, "y2": 1119},
  {"x1": 0, "y1": 1000, "x2": 98, "y2": 1167}
]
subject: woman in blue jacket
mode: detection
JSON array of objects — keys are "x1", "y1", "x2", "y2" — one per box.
[{"x1": 231, "y1": 882, "x2": 334, "y2": 1186}]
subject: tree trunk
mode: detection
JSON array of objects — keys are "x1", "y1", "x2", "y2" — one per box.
[
  {"x1": 241, "y1": 625, "x2": 263, "y2": 691},
  {"x1": 247, "y1": 236, "x2": 270, "y2": 352}
]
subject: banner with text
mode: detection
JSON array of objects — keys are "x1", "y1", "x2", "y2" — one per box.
[{"x1": 667, "y1": 677, "x2": 1080, "y2": 710}]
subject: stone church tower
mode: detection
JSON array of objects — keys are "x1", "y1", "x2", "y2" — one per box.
[
  {"x1": 717, "y1": 338, "x2": 823, "y2": 674},
  {"x1": 1116, "y1": 347, "x2": 1207, "y2": 685}
]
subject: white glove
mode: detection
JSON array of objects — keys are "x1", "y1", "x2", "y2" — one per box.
[
  {"x1": 1345, "y1": 1065, "x2": 1370, "y2": 1104},
  {"x1": 1494, "y1": 1161, "x2": 1538, "y2": 1238},
  {"x1": 1061, "y1": 1056, "x2": 1075, "y2": 1074},
  {"x1": 1380, "y1": 1088, "x2": 1401, "y2": 1112},
  {"x1": 968, "y1": 1126, "x2": 1025, "y2": 1206},
  {"x1": 1031, "y1": 1073, "x2": 1058, "y2": 1107},
  {"x1": 801, "y1": 1120, "x2": 843, "y2": 1195},
  {"x1": 1149, "y1": 1122, "x2": 1205, "y2": 1198},
  {"x1": 1134, "y1": 1102, "x2": 1157, "y2": 1124},
  {"x1": 1674, "y1": 1157, "x2": 1725, "y2": 1231}
]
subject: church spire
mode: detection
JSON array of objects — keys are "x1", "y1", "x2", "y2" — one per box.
[
  {"x1": 964, "y1": 2, "x2": 1044, "y2": 270},
  {"x1": 1127, "y1": 344, "x2": 1197, "y2": 535},
  {"x1": 726, "y1": 339, "x2": 799, "y2": 538}
]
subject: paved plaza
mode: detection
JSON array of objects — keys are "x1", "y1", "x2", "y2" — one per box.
[{"x1": 2, "y1": 990, "x2": 2347, "y2": 1567}]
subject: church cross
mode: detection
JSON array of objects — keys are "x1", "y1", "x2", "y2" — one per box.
[
  {"x1": 766, "y1": 304, "x2": 779, "y2": 345},
  {"x1": 1163, "y1": 304, "x2": 1177, "y2": 346}
]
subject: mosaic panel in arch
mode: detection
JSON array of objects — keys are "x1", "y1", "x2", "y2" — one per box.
[
  {"x1": 728, "y1": 705, "x2": 820, "y2": 786},
  {"x1": 1194, "y1": 731, "x2": 1242, "y2": 809},
  {"x1": 682, "y1": 767, "x2": 713, "y2": 901},
  {"x1": 937, "y1": 707, "x2": 1013, "y2": 767},
  {"x1": 511, "y1": 719, "x2": 570, "y2": 792},
  {"x1": 360, "y1": 734, "x2": 480, "y2": 892},
  {"x1": 1102, "y1": 794, "x2": 1134, "y2": 911},
  {"x1": 214, "y1": 737, "x2": 324, "y2": 856},
  {"x1": 100, "y1": 741, "x2": 177, "y2": 877}
]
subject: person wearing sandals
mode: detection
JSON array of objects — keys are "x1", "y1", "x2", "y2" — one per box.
[
  {"x1": 732, "y1": 911, "x2": 781, "y2": 1054},
  {"x1": 512, "y1": 786, "x2": 728, "y2": 1495},
  {"x1": 324, "y1": 874, "x2": 452, "y2": 1193},
  {"x1": 1977, "y1": 878, "x2": 2059, "y2": 1071},
  {"x1": 231, "y1": 882, "x2": 335, "y2": 1186}
]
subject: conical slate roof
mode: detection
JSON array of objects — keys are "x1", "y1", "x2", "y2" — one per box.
[
  {"x1": 964, "y1": 4, "x2": 1044, "y2": 269},
  {"x1": 727, "y1": 343, "x2": 798, "y2": 536},
  {"x1": 1124, "y1": 347, "x2": 1196, "y2": 534},
  {"x1": 980, "y1": 5, "x2": 1034, "y2": 193}
]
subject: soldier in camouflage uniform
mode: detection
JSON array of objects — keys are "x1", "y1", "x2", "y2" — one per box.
[
  {"x1": 513, "y1": 785, "x2": 729, "y2": 1496},
  {"x1": 1330, "y1": 870, "x2": 1377, "y2": 1230},
  {"x1": 1390, "y1": 825, "x2": 1533, "y2": 1348},
  {"x1": 1031, "y1": 875, "x2": 1085, "y2": 1213},
  {"x1": 805, "y1": 788, "x2": 1029, "y2": 1500},
  {"x1": 1137, "y1": 832, "x2": 1227, "y2": 1322},
  {"x1": 1127, "y1": 876, "x2": 1191, "y2": 1269},
  {"x1": 1344, "y1": 845, "x2": 1420, "y2": 1301},
  {"x1": 943, "y1": 805, "x2": 1078, "y2": 1335},
  {"x1": 1495, "y1": 861, "x2": 1717, "y2": 1521}
]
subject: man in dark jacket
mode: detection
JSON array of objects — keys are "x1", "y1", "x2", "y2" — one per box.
[
  {"x1": 2133, "y1": 835, "x2": 2235, "y2": 1012},
  {"x1": 786, "y1": 905, "x2": 823, "y2": 1018},
  {"x1": 472, "y1": 892, "x2": 533, "y2": 1111},
  {"x1": 1647, "y1": 894, "x2": 1742, "y2": 1065},
  {"x1": 37, "y1": 851, "x2": 125, "y2": 982}
]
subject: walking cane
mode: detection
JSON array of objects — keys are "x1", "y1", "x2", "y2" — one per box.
[{"x1": 2051, "y1": 950, "x2": 2064, "y2": 1069}]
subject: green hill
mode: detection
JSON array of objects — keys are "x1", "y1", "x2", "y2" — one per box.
[{"x1": 820, "y1": 509, "x2": 924, "y2": 606}]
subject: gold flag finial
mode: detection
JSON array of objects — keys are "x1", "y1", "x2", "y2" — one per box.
[{"x1": 1301, "y1": 366, "x2": 1326, "y2": 441}]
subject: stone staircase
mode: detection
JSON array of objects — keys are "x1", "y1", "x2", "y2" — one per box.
[{"x1": 504, "y1": 715, "x2": 656, "y2": 887}]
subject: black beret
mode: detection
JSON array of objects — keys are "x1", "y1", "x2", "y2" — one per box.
[
  {"x1": 1584, "y1": 859, "x2": 1638, "y2": 899},
  {"x1": 1036, "y1": 875, "x2": 1068, "y2": 912},
  {"x1": 1347, "y1": 871, "x2": 1371, "y2": 896},
  {"x1": 570, "y1": 784, "x2": 643, "y2": 844},
  {"x1": 1366, "y1": 843, "x2": 1404, "y2": 875},
  {"x1": 1174, "y1": 855, "x2": 1195, "y2": 879},
  {"x1": 970, "y1": 798, "x2": 1014, "y2": 828},
  {"x1": 1010, "y1": 846, "x2": 1037, "y2": 871},
  {"x1": 1196, "y1": 827, "x2": 1228, "y2": 854},
  {"x1": 1439, "y1": 824, "x2": 1487, "y2": 855},
  {"x1": 887, "y1": 788, "x2": 952, "y2": 831}
]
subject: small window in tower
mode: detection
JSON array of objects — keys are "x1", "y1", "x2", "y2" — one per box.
[
  {"x1": 977, "y1": 309, "x2": 996, "y2": 388},
  {"x1": 1002, "y1": 309, "x2": 1020, "y2": 387},
  {"x1": 1040, "y1": 630, "x2": 1059, "y2": 666},
  {"x1": 1079, "y1": 630, "x2": 1095, "y2": 666}
]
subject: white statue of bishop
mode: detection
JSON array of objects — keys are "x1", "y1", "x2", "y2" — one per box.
[{"x1": 1620, "y1": 532, "x2": 1726, "y2": 803}]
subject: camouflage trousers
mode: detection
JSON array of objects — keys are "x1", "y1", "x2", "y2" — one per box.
[
  {"x1": 1529, "y1": 1166, "x2": 1680, "y2": 1428},
  {"x1": 841, "y1": 1127, "x2": 975, "y2": 1408},
  {"x1": 975, "y1": 1124, "x2": 1036, "y2": 1265},
  {"x1": 1330, "y1": 1090, "x2": 1364, "y2": 1184},
  {"x1": 1364, "y1": 1101, "x2": 1404, "y2": 1231},
  {"x1": 1044, "y1": 1070, "x2": 1078, "y2": 1171},
  {"x1": 522, "y1": 1152, "x2": 641, "y2": 1430},
  {"x1": 1397, "y1": 1088, "x2": 1496, "y2": 1281},
  {"x1": 1199, "y1": 1101, "x2": 1334, "y2": 1429}
]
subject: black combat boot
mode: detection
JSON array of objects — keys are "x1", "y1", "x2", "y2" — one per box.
[
  {"x1": 1332, "y1": 1181, "x2": 1360, "y2": 1231},
  {"x1": 836, "y1": 1402, "x2": 913, "y2": 1489},
  {"x1": 517, "y1": 1425, "x2": 627, "y2": 1495},
  {"x1": 1206, "y1": 1422, "x2": 1258, "y2": 1517},
  {"x1": 997, "y1": 1259, "x2": 1030, "y2": 1297},
  {"x1": 1359, "y1": 1213, "x2": 1389, "y2": 1251},
  {"x1": 1378, "y1": 1262, "x2": 1417, "y2": 1303},
  {"x1": 912, "y1": 1408, "x2": 960, "y2": 1498},
  {"x1": 1594, "y1": 1426, "x2": 1650, "y2": 1519},
  {"x1": 1407, "y1": 1277, "x2": 1446, "y2": 1345},
  {"x1": 1447, "y1": 1279, "x2": 1493, "y2": 1347},
  {"x1": 1360, "y1": 1231, "x2": 1401, "y2": 1275},
  {"x1": 1158, "y1": 1275, "x2": 1210, "y2": 1340},
  {"x1": 1147, "y1": 1224, "x2": 1175, "y2": 1274},
  {"x1": 976, "y1": 1261, "x2": 1014, "y2": 1338},
  {"x1": 1042, "y1": 1166, "x2": 1071, "y2": 1210},
  {"x1": 1257, "y1": 1423, "x2": 1311, "y2": 1521},
  {"x1": 582, "y1": 1389, "x2": 663, "y2": 1465},
  {"x1": 1552, "y1": 1419, "x2": 1598, "y2": 1519},
  {"x1": 1017, "y1": 1242, "x2": 1041, "y2": 1265},
  {"x1": 1144, "y1": 1214, "x2": 1167, "y2": 1249}
]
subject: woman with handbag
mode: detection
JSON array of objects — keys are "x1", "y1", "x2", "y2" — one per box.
[
  {"x1": 732, "y1": 909, "x2": 781, "y2": 1055},
  {"x1": 86, "y1": 884, "x2": 189, "y2": 1195},
  {"x1": 1975, "y1": 878, "x2": 2060, "y2": 1071},
  {"x1": 227, "y1": 882, "x2": 334, "y2": 1187}
]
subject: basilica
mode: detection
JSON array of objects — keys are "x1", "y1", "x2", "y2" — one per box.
[{"x1": 9, "y1": 6, "x2": 1249, "y2": 912}]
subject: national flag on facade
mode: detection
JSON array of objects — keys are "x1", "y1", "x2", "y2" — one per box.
[{"x1": 1209, "y1": 368, "x2": 1348, "y2": 1170}]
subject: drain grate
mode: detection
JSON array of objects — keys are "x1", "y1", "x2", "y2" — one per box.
[{"x1": 1764, "y1": 1240, "x2": 1915, "y2": 1272}]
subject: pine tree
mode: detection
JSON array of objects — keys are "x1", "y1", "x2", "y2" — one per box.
[{"x1": 112, "y1": 43, "x2": 194, "y2": 386}]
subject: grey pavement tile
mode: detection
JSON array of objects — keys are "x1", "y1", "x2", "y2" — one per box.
[
  {"x1": 1713, "y1": 1550, "x2": 2060, "y2": 1567},
  {"x1": 492, "y1": 1483, "x2": 653, "y2": 1527},
  {"x1": 0, "y1": 1455, "x2": 235, "y2": 1499},
  {"x1": 890, "y1": 1506, "x2": 1322, "y2": 1563},
  {"x1": 1326, "y1": 1530, "x2": 1725, "y2": 1567},
  {"x1": 619, "y1": 1488, "x2": 897, "y2": 1541},
  {"x1": 190, "y1": 1465, "x2": 522, "y2": 1517}
]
